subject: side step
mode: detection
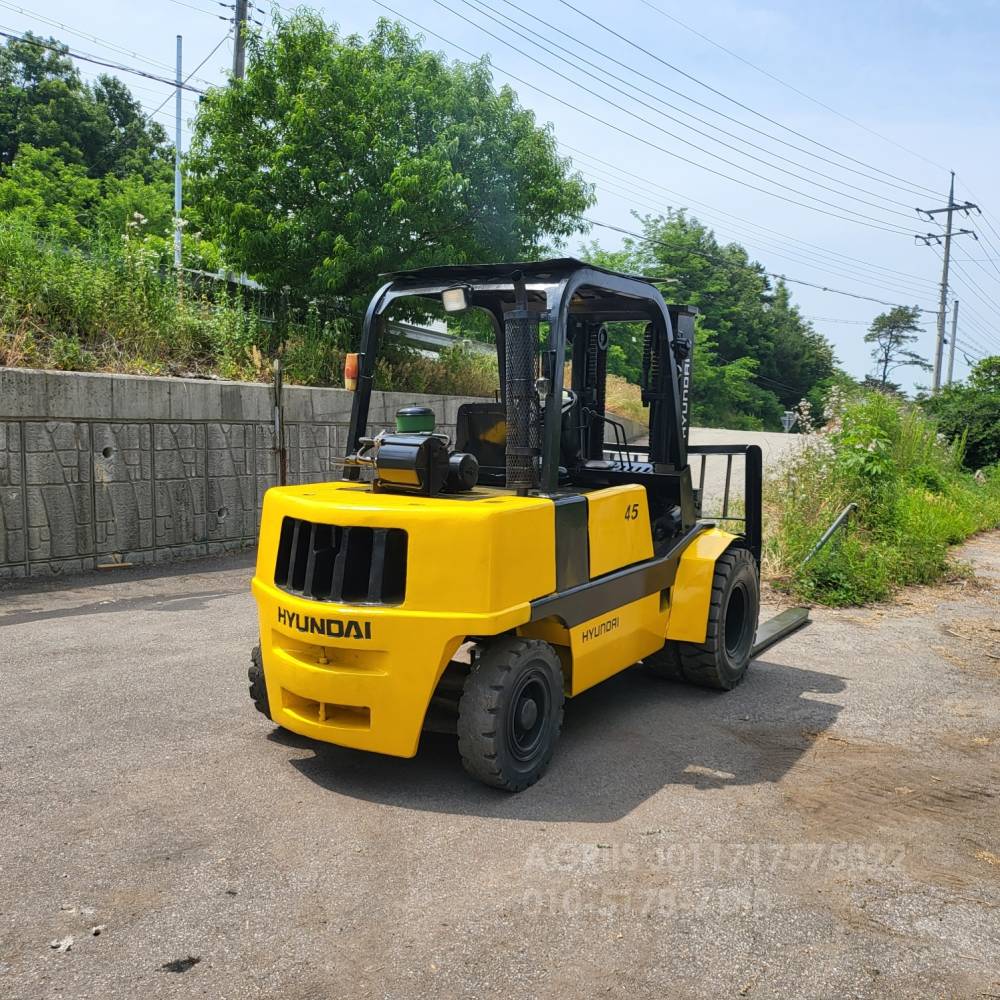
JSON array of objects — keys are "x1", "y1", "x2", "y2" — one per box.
[{"x1": 751, "y1": 607, "x2": 810, "y2": 659}]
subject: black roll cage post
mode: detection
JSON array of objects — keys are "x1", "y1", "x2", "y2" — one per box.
[{"x1": 545, "y1": 267, "x2": 687, "y2": 491}]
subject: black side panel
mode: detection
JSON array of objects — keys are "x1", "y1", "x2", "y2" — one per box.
[
  {"x1": 530, "y1": 524, "x2": 703, "y2": 627},
  {"x1": 455, "y1": 401, "x2": 507, "y2": 487},
  {"x1": 554, "y1": 495, "x2": 589, "y2": 591}
]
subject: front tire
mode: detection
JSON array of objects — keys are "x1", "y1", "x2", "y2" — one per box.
[
  {"x1": 646, "y1": 546, "x2": 759, "y2": 690},
  {"x1": 457, "y1": 637, "x2": 565, "y2": 792}
]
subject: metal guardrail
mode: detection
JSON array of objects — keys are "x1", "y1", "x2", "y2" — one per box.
[{"x1": 801, "y1": 503, "x2": 858, "y2": 567}]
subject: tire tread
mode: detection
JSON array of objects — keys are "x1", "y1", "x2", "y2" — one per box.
[
  {"x1": 646, "y1": 547, "x2": 758, "y2": 691},
  {"x1": 457, "y1": 637, "x2": 564, "y2": 792},
  {"x1": 248, "y1": 644, "x2": 272, "y2": 719}
]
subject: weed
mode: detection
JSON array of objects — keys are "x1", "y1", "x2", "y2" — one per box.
[{"x1": 765, "y1": 389, "x2": 1000, "y2": 605}]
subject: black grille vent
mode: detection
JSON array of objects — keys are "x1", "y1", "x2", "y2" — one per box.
[{"x1": 274, "y1": 518, "x2": 407, "y2": 605}]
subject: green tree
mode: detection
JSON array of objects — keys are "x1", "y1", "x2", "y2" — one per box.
[
  {"x1": 921, "y1": 356, "x2": 1000, "y2": 470},
  {"x1": 758, "y1": 281, "x2": 836, "y2": 405},
  {"x1": 584, "y1": 210, "x2": 835, "y2": 427},
  {"x1": 968, "y1": 356, "x2": 1000, "y2": 393},
  {"x1": 94, "y1": 173, "x2": 174, "y2": 238},
  {"x1": 0, "y1": 33, "x2": 171, "y2": 179},
  {"x1": 0, "y1": 144, "x2": 99, "y2": 241},
  {"x1": 864, "y1": 306, "x2": 930, "y2": 387},
  {"x1": 186, "y1": 13, "x2": 593, "y2": 321}
]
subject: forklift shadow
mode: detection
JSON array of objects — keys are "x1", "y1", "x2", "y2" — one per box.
[{"x1": 279, "y1": 657, "x2": 847, "y2": 824}]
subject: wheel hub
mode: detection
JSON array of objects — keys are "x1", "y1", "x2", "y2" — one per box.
[
  {"x1": 507, "y1": 668, "x2": 551, "y2": 762},
  {"x1": 518, "y1": 698, "x2": 539, "y2": 731}
]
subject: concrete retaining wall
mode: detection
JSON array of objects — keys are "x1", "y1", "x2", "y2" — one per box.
[{"x1": 0, "y1": 368, "x2": 487, "y2": 579}]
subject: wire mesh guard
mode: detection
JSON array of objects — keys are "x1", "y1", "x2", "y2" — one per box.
[{"x1": 504, "y1": 310, "x2": 540, "y2": 490}]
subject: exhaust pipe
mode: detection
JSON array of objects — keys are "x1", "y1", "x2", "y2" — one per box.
[{"x1": 504, "y1": 306, "x2": 540, "y2": 494}]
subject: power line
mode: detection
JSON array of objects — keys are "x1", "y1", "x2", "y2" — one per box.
[
  {"x1": 943, "y1": 186, "x2": 1000, "y2": 306},
  {"x1": 163, "y1": 0, "x2": 232, "y2": 19},
  {"x1": 923, "y1": 243, "x2": 1000, "y2": 351},
  {"x1": 553, "y1": 0, "x2": 941, "y2": 198},
  {"x1": 0, "y1": 29, "x2": 206, "y2": 93},
  {"x1": 0, "y1": 2, "x2": 206, "y2": 80},
  {"x1": 80, "y1": 29, "x2": 230, "y2": 184},
  {"x1": 577, "y1": 160, "x2": 937, "y2": 298},
  {"x1": 581, "y1": 216, "x2": 935, "y2": 311},
  {"x1": 806, "y1": 317, "x2": 875, "y2": 326},
  {"x1": 939, "y1": 291, "x2": 999, "y2": 345},
  {"x1": 752, "y1": 372, "x2": 802, "y2": 396},
  {"x1": 950, "y1": 259, "x2": 1000, "y2": 316},
  {"x1": 583, "y1": 170, "x2": 937, "y2": 301},
  {"x1": 561, "y1": 142, "x2": 938, "y2": 290},
  {"x1": 955, "y1": 335, "x2": 991, "y2": 361},
  {"x1": 144, "y1": 30, "x2": 229, "y2": 121},
  {"x1": 472, "y1": 0, "x2": 928, "y2": 208},
  {"x1": 372, "y1": 1, "x2": 916, "y2": 237},
  {"x1": 939, "y1": 293, "x2": 1000, "y2": 353},
  {"x1": 951, "y1": 301, "x2": 999, "y2": 346},
  {"x1": 635, "y1": 0, "x2": 950, "y2": 178},
  {"x1": 439, "y1": 0, "x2": 920, "y2": 225}
]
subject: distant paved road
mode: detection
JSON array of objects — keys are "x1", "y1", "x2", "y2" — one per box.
[
  {"x1": 619, "y1": 426, "x2": 804, "y2": 515},
  {"x1": 688, "y1": 427, "x2": 804, "y2": 472},
  {"x1": 688, "y1": 428, "x2": 804, "y2": 516}
]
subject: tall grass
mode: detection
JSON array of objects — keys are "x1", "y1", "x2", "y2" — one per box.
[
  {"x1": 0, "y1": 219, "x2": 499, "y2": 395},
  {"x1": 765, "y1": 389, "x2": 1000, "y2": 605}
]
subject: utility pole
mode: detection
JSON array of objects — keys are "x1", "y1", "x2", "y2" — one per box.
[
  {"x1": 233, "y1": 0, "x2": 249, "y2": 79},
  {"x1": 946, "y1": 299, "x2": 959, "y2": 386},
  {"x1": 173, "y1": 34, "x2": 182, "y2": 270},
  {"x1": 915, "y1": 171, "x2": 979, "y2": 392}
]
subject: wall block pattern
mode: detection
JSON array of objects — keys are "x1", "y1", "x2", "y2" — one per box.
[{"x1": 0, "y1": 368, "x2": 482, "y2": 578}]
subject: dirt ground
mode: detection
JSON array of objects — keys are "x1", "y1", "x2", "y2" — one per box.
[{"x1": 1, "y1": 534, "x2": 999, "y2": 999}]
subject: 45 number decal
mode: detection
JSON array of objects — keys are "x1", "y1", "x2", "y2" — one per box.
[{"x1": 624, "y1": 502, "x2": 640, "y2": 521}]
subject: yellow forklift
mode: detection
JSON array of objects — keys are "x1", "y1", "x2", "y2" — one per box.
[{"x1": 249, "y1": 259, "x2": 807, "y2": 790}]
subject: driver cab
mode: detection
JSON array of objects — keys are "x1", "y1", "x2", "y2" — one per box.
[{"x1": 344, "y1": 258, "x2": 700, "y2": 554}]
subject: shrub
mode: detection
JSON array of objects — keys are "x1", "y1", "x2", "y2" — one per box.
[
  {"x1": 921, "y1": 357, "x2": 1000, "y2": 471},
  {"x1": 375, "y1": 345, "x2": 498, "y2": 397},
  {"x1": 765, "y1": 388, "x2": 1000, "y2": 605}
]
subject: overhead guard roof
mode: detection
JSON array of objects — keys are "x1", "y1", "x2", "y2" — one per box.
[{"x1": 380, "y1": 257, "x2": 657, "y2": 286}]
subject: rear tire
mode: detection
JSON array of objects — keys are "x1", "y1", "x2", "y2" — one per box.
[
  {"x1": 457, "y1": 637, "x2": 565, "y2": 792},
  {"x1": 643, "y1": 639, "x2": 684, "y2": 682},
  {"x1": 249, "y1": 644, "x2": 273, "y2": 719},
  {"x1": 646, "y1": 546, "x2": 759, "y2": 690}
]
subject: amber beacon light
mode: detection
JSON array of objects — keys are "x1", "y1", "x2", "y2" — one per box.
[{"x1": 344, "y1": 352, "x2": 359, "y2": 391}]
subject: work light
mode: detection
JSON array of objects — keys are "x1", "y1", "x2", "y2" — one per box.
[{"x1": 441, "y1": 285, "x2": 471, "y2": 312}]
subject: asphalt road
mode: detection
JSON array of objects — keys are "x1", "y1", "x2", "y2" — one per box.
[{"x1": 2, "y1": 534, "x2": 999, "y2": 999}]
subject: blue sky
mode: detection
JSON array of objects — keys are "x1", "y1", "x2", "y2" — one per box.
[{"x1": 7, "y1": 0, "x2": 1000, "y2": 387}]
